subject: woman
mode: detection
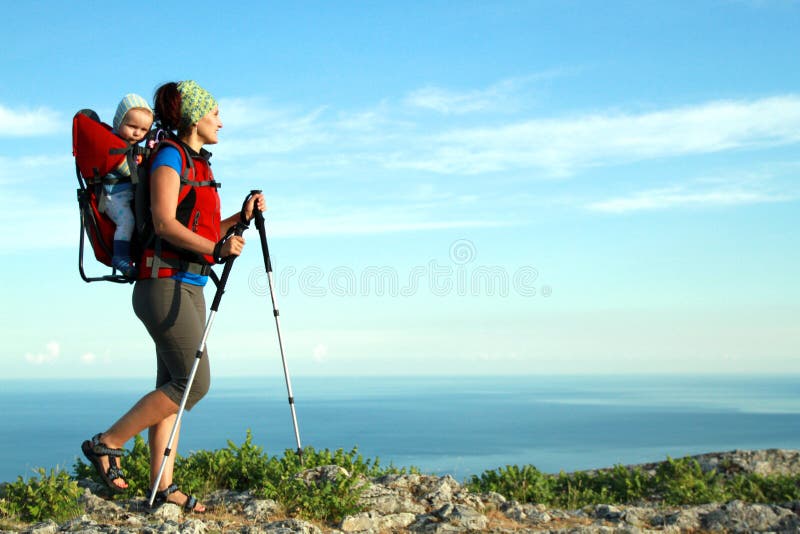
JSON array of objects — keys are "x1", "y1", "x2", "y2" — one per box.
[{"x1": 82, "y1": 80, "x2": 265, "y2": 512}]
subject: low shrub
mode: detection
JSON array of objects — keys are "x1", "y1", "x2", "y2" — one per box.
[
  {"x1": 467, "y1": 455, "x2": 800, "y2": 508},
  {"x1": 74, "y1": 429, "x2": 416, "y2": 523},
  {"x1": 0, "y1": 468, "x2": 83, "y2": 523}
]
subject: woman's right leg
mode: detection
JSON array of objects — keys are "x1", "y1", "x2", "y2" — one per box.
[
  {"x1": 103, "y1": 389, "x2": 178, "y2": 448},
  {"x1": 93, "y1": 389, "x2": 178, "y2": 490}
]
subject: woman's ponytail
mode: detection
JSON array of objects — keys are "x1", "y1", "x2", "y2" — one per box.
[{"x1": 153, "y1": 82, "x2": 182, "y2": 133}]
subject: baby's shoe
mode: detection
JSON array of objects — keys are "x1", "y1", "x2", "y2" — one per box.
[{"x1": 112, "y1": 256, "x2": 136, "y2": 278}]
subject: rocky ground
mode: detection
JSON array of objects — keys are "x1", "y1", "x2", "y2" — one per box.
[{"x1": 7, "y1": 449, "x2": 800, "y2": 533}]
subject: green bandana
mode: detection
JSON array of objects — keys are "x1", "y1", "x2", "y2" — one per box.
[{"x1": 177, "y1": 80, "x2": 217, "y2": 130}]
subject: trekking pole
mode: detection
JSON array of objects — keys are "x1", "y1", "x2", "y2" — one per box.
[
  {"x1": 148, "y1": 221, "x2": 248, "y2": 508},
  {"x1": 251, "y1": 189, "x2": 304, "y2": 463}
]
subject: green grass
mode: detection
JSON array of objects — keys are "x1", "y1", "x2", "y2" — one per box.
[
  {"x1": 467, "y1": 456, "x2": 800, "y2": 508},
  {"x1": 73, "y1": 429, "x2": 416, "y2": 522},
  {"x1": 3, "y1": 437, "x2": 798, "y2": 526},
  {"x1": 0, "y1": 468, "x2": 83, "y2": 523}
]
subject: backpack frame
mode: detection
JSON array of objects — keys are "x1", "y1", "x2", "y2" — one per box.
[{"x1": 73, "y1": 109, "x2": 152, "y2": 283}]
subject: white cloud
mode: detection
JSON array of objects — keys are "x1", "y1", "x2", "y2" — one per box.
[
  {"x1": 403, "y1": 72, "x2": 569, "y2": 115},
  {"x1": 391, "y1": 95, "x2": 800, "y2": 176},
  {"x1": 0, "y1": 198, "x2": 75, "y2": 249},
  {"x1": 265, "y1": 196, "x2": 512, "y2": 237},
  {"x1": 728, "y1": 0, "x2": 800, "y2": 8},
  {"x1": 0, "y1": 154, "x2": 72, "y2": 185},
  {"x1": 219, "y1": 89, "x2": 800, "y2": 182},
  {"x1": 217, "y1": 98, "x2": 331, "y2": 156},
  {"x1": 587, "y1": 185, "x2": 793, "y2": 213},
  {"x1": 25, "y1": 341, "x2": 60, "y2": 365},
  {"x1": 405, "y1": 85, "x2": 507, "y2": 115},
  {"x1": 81, "y1": 352, "x2": 97, "y2": 364},
  {"x1": 312, "y1": 344, "x2": 328, "y2": 363},
  {"x1": 0, "y1": 105, "x2": 63, "y2": 137}
]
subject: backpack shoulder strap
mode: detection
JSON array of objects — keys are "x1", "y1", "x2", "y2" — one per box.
[
  {"x1": 156, "y1": 139, "x2": 220, "y2": 188},
  {"x1": 153, "y1": 138, "x2": 194, "y2": 184}
]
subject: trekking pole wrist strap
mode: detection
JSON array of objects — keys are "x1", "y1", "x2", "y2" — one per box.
[
  {"x1": 239, "y1": 190, "x2": 261, "y2": 225},
  {"x1": 213, "y1": 221, "x2": 249, "y2": 263},
  {"x1": 212, "y1": 238, "x2": 228, "y2": 264}
]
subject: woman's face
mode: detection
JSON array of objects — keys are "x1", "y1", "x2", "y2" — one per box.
[{"x1": 196, "y1": 106, "x2": 222, "y2": 145}]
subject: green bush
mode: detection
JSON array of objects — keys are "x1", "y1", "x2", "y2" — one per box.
[
  {"x1": 70, "y1": 434, "x2": 800, "y2": 521},
  {"x1": 262, "y1": 455, "x2": 365, "y2": 522},
  {"x1": 727, "y1": 473, "x2": 800, "y2": 503},
  {"x1": 0, "y1": 468, "x2": 83, "y2": 523},
  {"x1": 468, "y1": 455, "x2": 800, "y2": 509},
  {"x1": 467, "y1": 464, "x2": 553, "y2": 503},
  {"x1": 654, "y1": 456, "x2": 727, "y2": 505},
  {"x1": 250, "y1": 442, "x2": 416, "y2": 522},
  {"x1": 73, "y1": 429, "x2": 416, "y2": 523}
]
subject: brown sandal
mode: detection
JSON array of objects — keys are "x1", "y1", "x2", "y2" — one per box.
[
  {"x1": 81, "y1": 433, "x2": 126, "y2": 493},
  {"x1": 152, "y1": 483, "x2": 205, "y2": 513}
]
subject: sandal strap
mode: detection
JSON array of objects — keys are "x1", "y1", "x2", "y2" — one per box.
[
  {"x1": 106, "y1": 463, "x2": 125, "y2": 482},
  {"x1": 154, "y1": 484, "x2": 200, "y2": 512},
  {"x1": 184, "y1": 495, "x2": 198, "y2": 512},
  {"x1": 89, "y1": 433, "x2": 124, "y2": 457},
  {"x1": 157, "y1": 483, "x2": 179, "y2": 499}
]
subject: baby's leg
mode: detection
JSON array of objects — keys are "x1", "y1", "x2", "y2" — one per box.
[{"x1": 104, "y1": 189, "x2": 136, "y2": 276}]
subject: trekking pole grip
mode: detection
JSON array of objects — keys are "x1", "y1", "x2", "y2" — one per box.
[
  {"x1": 250, "y1": 189, "x2": 265, "y2": 227},
  {"x1": 250, "y1": 189, "x2": 273, "y2": 273}
]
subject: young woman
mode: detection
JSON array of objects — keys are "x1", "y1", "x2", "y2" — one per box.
[{"x1": 82, "y1": 81, "x2": 265, "y2": 512}]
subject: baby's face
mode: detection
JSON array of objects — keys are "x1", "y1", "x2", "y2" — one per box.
[{"x1": 118, "y1": 108, "x2": 153, "y2": 144}]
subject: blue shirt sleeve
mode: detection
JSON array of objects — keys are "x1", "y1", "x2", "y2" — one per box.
[{"x1": 150, "y1": 145, "x2": 183, "y2": 175}]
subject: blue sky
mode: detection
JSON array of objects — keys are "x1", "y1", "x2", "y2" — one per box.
[{"x1": 1, "y1": 0, "x2": 798, "y2": 379}]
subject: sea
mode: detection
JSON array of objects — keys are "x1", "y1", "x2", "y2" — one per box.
[{"x1": 2, "y1": 374, "x2": 799, "y2": 483}]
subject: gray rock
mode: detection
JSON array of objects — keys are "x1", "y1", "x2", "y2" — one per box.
[
  {"x1": 408, "y1": 517, "x2": 466, "y2": 534},
  {"x1": 298, "y1": 465, "x2": 350, "y2": 486},
  {"x1": 78, "y1": 488, "x2": 124, "y2": 520},
  {"x1": 176, "y1": 518, "x2": 207, "y2": 534},
  {"x1": 479, "y1": 491, "x2": 506, "y2": 508},
  {"x1": 340, "y1": 510, "x2": 382, "y2": 532},
  {"x1": 123, "y1": 514, "x2": 145, "y2": 528},
  {"x1": 358, "y1": 482, "x2": 426, "y2": 514},
  {"x1": 594, "y1": 504, "x2": 623, "y2": 521},
  {"x1": 58, "y1": 515, "x2": 100, "y2": 532},
  {"x1": 155, "y1": 520, "x2": 182, "y2": 534},
  {"x1": 148, "y1": 502, "x2": 182, "y2": 522},
  {"x1": 433, "y1": 503, "x2": 488, "y2": 530},
  {"x1": 257, "y1": 518, "x2": 322, "y2": 534},
  {"x1": 204, "y1": 489, "x2": 253, "y2": 510},
  {"x1": 663, "y1": 506, "x2": 705, "y2": 530},
  {"x1": 340, "y1": 510, "x2": 416, "y2": 532},
  {"x1": 500, "y1": 500, "x2": 536, "y2": 522},
  {"x1": 423, "y1": 475, "x2": 460, "y2": 508},
  {"x1": 619, "y1": 506, "x2": 655, "y2": 528},
  {"x1": 375, "y1": 473, "x2": 422, "y2": 492},
  {"x1": 22, "y1": 521, "x2": 59, "y2": 534},
  {"x1": 243, "y1": 498, "x2": 281, "y2": 521},
  {"x1": 380, "y1": 512, "x2": 417, "y2": 531},
  {"x1": 701, "y1": 500, "x2": 799, "y2": 533}
]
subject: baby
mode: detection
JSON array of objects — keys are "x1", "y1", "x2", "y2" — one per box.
[{"x1": 104, "y1": 94, "x2": 154, "y2": 277}]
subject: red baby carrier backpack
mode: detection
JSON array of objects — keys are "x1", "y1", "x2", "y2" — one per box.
[{"x1": 72, "y1": 109, "x2": 148, "y2": 283}]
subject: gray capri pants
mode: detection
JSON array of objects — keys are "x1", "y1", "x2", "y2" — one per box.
[{"x1": 132, "y1": 278, "x2": 210, "y2": 410}]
